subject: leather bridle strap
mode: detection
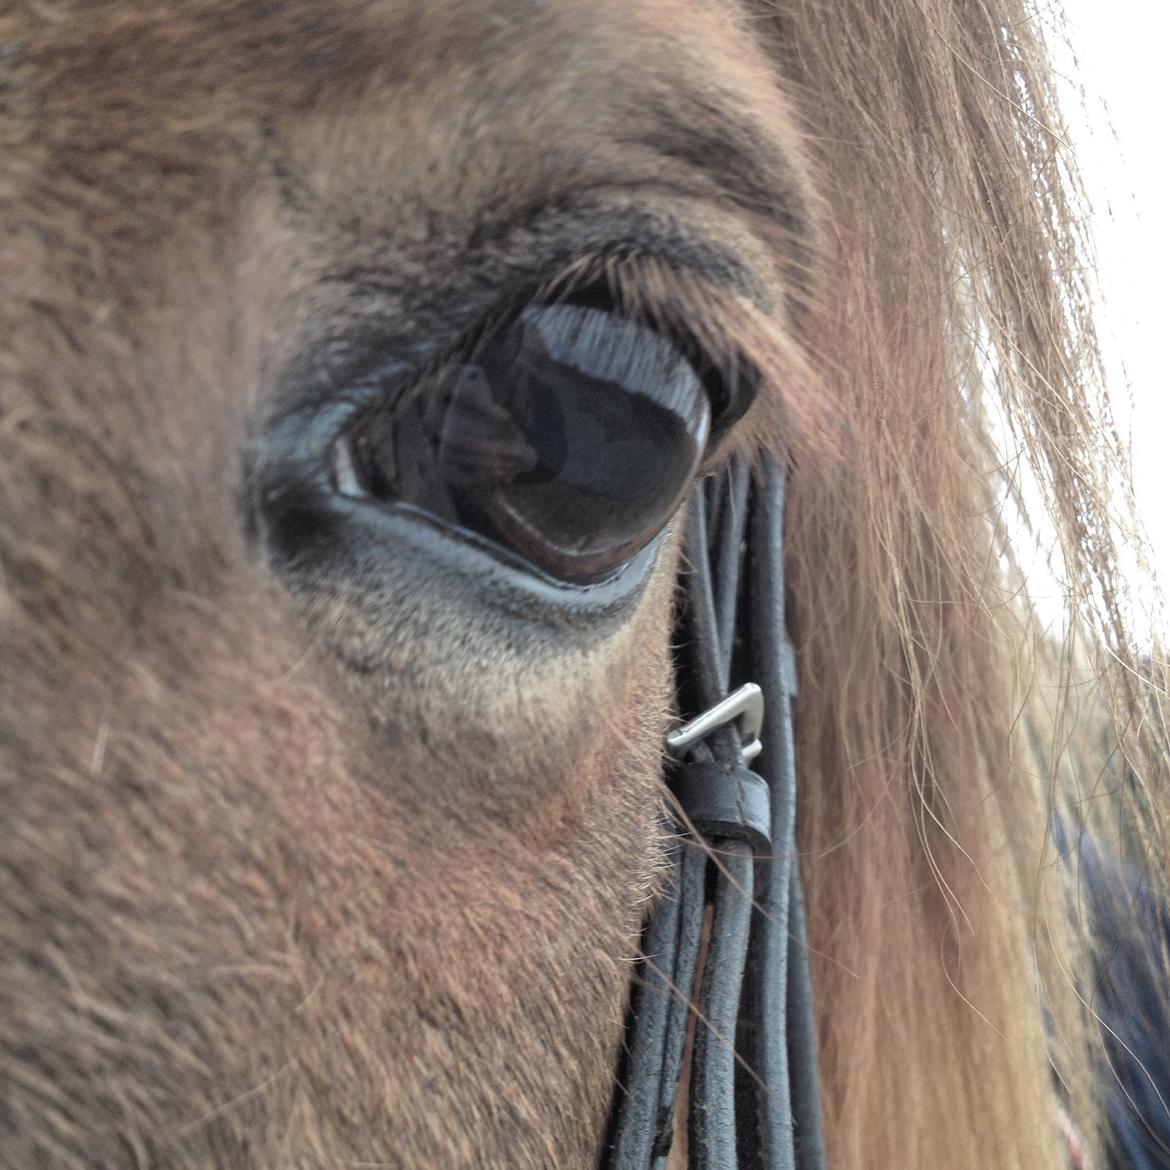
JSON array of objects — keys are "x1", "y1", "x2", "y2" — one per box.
[{"x1": 602, "y1": 452, "x2": 827, "y2": 1170}]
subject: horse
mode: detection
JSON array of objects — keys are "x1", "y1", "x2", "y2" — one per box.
[{"x1": 2, "y1": 1, "x2": 1166, "y2": 1167}]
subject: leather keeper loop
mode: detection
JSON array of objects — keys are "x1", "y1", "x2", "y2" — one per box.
[{"x1": 668, "y1": 760, "x2": 772, "y2": 853}]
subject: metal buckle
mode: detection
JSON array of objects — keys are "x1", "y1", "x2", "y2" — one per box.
[{"x1": 665, "y1": 682, "x2": 764, "y2": 762}]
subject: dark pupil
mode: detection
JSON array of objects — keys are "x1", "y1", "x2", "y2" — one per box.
[{"x1": 348, "y1": 305, "x2": 711, "y2": 583}]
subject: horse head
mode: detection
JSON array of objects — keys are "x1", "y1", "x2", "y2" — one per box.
[{"x1": 2, "y1": 3, "x2": 1157, "y2": 1168}]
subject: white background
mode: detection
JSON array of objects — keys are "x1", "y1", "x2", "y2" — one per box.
[{"x1": 1055, "y1": 3, "x2": 1168, "y2": 639}]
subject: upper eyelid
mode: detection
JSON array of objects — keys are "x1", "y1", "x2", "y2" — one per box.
[
  {"x1": 330, "y1": 275, "x2": 756, "y2": 446},
  {"x1": 318, "y1": 195, "x2": 770, "y2": 317},
  {"x1": 282, "y1": 209, "x2": 765, "y2": 426}
]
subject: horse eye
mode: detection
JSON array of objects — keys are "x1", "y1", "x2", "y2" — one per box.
[{"x1": 333, "y1": 305, "x2": 712, "y2": 583}]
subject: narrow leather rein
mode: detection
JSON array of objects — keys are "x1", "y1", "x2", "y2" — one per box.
[{"x1": 602, "y1": 452, "x2": 827, "y2": 1170}]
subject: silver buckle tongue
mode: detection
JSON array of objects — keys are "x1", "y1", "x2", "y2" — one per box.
[{"x1": 665, "y1": 682, "x2": 764, "y2": 762}]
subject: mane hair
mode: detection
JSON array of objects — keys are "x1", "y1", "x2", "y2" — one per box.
[{"x1": 753, "y1": 1, "x2": 1170, "y2": 1165}]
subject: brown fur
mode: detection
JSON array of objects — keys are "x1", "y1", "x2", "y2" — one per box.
[{"x1": 1, "y1": 1, "x2": 1164, "y2": 1168}]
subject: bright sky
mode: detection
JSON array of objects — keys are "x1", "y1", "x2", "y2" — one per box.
[{"x1": 1053, "y1": 2, "x2": 1169, "y2": 640}]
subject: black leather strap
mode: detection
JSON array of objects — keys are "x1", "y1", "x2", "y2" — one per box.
[
  {"x1": 668, "y1": 761, "x2": 772, "y2": 852},
  {"x1": 601, "y1": 453, "x2": 827, "y2": 1170}
]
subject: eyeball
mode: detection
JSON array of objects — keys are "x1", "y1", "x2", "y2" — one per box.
[{"x1": 336, "y1": 304, "x2": 711, "y2": 584}]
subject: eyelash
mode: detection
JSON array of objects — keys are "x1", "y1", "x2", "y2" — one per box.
[{"x1": 355, "y1": 279, "x2": 745, "y2": 444}]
